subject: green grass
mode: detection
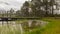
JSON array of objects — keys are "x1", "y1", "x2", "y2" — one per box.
[{"x1": 41, "y1": 17, "x2": 60, "y2": 34}]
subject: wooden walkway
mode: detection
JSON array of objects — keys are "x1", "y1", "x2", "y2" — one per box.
[{"x1": 0, "y1": 17, "x2": 41, "y2": 21}]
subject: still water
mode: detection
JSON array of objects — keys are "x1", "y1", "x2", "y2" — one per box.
[
  {"x1": 0, "y1": 21, "x2": 15, "y2": 25},
  {"x1": 0, "y1": 20, "x2": 48, "y2": 34}
]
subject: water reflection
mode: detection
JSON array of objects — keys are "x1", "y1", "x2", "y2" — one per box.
[
  {"x1": 0, "y1": 21, "x2": 15, "y2": 25},
  {"x1": 0, "y1": 20, "x2": 48, "y2": 34}
]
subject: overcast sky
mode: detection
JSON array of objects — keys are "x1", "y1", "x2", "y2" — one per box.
[{"x1": 0, "y1": 0, "x2": 29, "y2": 11}]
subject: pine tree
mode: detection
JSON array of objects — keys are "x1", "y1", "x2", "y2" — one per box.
[{"x1": 20, "y1": 1, "x2": 29, "y2": 17}]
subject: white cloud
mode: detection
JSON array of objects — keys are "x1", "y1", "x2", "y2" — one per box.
[{"x1": 0, "y1": 0, "x2": 28, "y2": 11}]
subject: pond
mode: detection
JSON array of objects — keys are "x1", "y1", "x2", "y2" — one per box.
[{"x1": 0, "y1": 20, "x2": 48, "y2": 34}]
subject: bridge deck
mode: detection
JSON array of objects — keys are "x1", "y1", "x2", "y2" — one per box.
[{"x1": 0, "y1": 17, "x2": 41, "y2": 21}]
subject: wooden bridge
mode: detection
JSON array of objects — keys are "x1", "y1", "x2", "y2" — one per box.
[{"x1": 0, "y1": 17, "x2": 40, "y2": 21}]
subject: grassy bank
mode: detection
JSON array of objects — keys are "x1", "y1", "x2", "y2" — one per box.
[{"x1": 41, "y1": 17, "x2": 60, "y2": 34}]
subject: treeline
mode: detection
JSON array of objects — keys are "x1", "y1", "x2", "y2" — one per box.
[
  {"x1": 4, "y1": 0, "x2": 60, "y2": 18},
  {"x1": 16, "y1": 0, "x2": 60, "y2": 17}
]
